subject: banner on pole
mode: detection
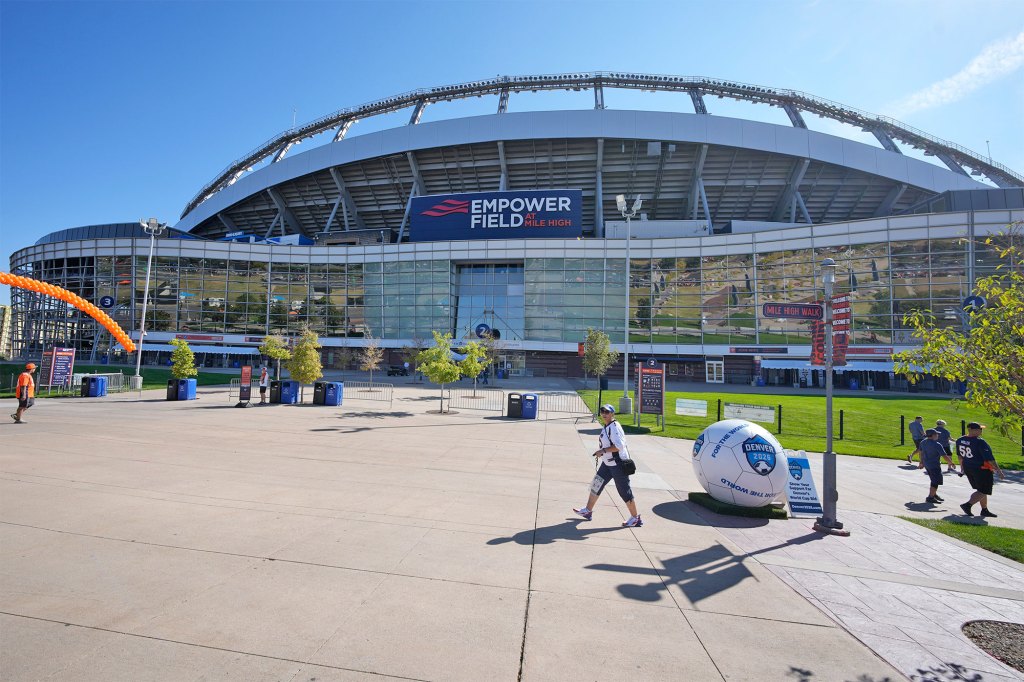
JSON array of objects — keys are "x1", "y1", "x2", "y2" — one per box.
[{"x1": 239, "y1": 365, "x2": 252, "y2": 403}]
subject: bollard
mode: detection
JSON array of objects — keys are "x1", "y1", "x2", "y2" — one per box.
[
  {"x1": 839, "y1": 409, "x2": 844, "y2": 440},
  {"x1": 961, "y1": 420, "x2": 966, "y2": 437},
  {"x1": 777, "y1": 405, "x2": 783, "y2": 434},
  {"x1": 717, "y1": 399, "x2": 722, "y2": 421},
  {"x1": 900, "y1": 415, "x2": 905, "y2": 445}
]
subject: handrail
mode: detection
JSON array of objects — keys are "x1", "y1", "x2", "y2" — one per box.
[{"x1": 181, "y1": 72, "x2": 1022, "y2": 220}]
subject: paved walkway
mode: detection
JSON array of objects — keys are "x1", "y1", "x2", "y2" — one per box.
[{"x1": 1, "y1": 381, "x2": 1020, "y2": 681}]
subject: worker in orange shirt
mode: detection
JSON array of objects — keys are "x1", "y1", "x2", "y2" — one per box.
[{"x1": 11, "y1": 362, "x2": 36, "y2": 424}]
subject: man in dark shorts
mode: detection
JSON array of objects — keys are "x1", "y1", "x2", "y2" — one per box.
[
  {"x1": 957, "y1": 422, "x2": 1006, "y2": 518},
  {"x1": 918, "y1": 429, "x2": 955, "y2": 504},
  {"x1": 907, "y1": 416, "x2": 925, "y2": 463}
]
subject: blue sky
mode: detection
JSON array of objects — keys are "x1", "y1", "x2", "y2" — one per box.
[{"x1": 2, "y1": 0, "x2": 1023, "y2": 304}]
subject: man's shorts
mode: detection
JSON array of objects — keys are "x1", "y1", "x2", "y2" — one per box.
[
  {"x1": 964, "y1": 467, "x2": 994, "y2": 496},
  {"x1": 17, "y1": 397, "x2": 34, "y2": 409},
  {"x1": 912, "y1": 438, "x2": 923, "y2": 449},
  {"x1": 924, "y1": 466, "x2": 943, "y2": 488},
  {"x1": 259, "y1": 386, "x2": 267, "y2": 395}
]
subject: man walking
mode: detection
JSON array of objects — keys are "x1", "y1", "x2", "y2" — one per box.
[
  {"x1": 934, "y1": 419, "x2": 959, "y2": 475},
  {"x1": 907, "y1": 415, "x2": 925, "y2": 463},
  {"x1": 11, "y1": 362, "x2": 37, "y2": 424},
  {"x1": 957, "y1": 422, "x2": 1006, "y2": 518},
  {"x1": 918, "y1": 429, "x2": 955, "y2": 504}
]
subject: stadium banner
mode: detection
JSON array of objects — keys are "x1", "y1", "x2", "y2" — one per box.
[
  {"x1": 723, "y1": 402, "x2": 775, "y2": 423},
  {"x1": 409, "y1": 189, "x2": 582, "y2": 242},
  {"x1": 636, "y1": 363, "x2": 665, "y2": 416},
  {"x1": 784, "y1": 451, "x2": 824, "y2": 516}
]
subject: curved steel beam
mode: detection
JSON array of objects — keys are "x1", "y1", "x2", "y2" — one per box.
[{"x1": 181, "y1": 72, "x2": 1023, "y2": 218}]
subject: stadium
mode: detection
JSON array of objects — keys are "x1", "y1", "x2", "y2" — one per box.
[{"x1": 8, "y1": 72, "x2": 1024, "y2": 389}]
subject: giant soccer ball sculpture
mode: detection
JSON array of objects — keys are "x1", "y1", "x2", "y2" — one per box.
[{"x1": 692, "y1": 419, "x2": 789, "y2": 507}]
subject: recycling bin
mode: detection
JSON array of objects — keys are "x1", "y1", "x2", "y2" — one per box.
[
  {"x1": 849, "y1": 378, "x2": 860, "y2": 391},
  {"x1": 166, "y1": 379, "x2": 178, "y2": 401},
  {"x1": 177, "y1": 378, "x2": 197, "y2": 401},
  {"x1": 324, "y1": 382, "x2": 343, "y2": 406},
  {"x1": 521, "y1": 393, "x2": 538, "y2": 420},
  {"x1": 93, "y1": 376, "x2": 108, "y2": 397},
  {"x1": 280, "y1": 380, "x2": 300, "y2": 405},
  {"x1": 507, "y1": 392, "x2": 523, "y2": 418},
  {"x1": 313, "y1": 381, "x2": 327, "y2": 405},
  {"x1": 270, "y1": 380, "x2": 282, "y2": 403}
]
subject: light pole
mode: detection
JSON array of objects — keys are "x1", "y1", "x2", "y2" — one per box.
[
  {"x1": 616, "y1": 194, "x2": 642, "y2": 416},
  {"x1": 133, "y1": 218, "x2": 166, "y2": 388},
  {"x1": 813, "y1": 257, "x2": 849, "y2": 536}
]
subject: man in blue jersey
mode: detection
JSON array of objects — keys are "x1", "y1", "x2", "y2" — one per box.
[
  {"x1": 956, "y1": 423, "x2": 1006, "y2": 518},
  {"x1": 918, "y1": 429, "x2": 955, "y2": 504}
]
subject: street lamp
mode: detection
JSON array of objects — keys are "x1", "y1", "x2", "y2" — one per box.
[
  {"x1": 813, "y1": 257, "x2": 849, "y2": 536},
  {"x1": 616, "y1": 194, "x2": 642, "y2": 416},
  {"x1": 134, "y1": 218, "x2": 166, "y2": 387}
]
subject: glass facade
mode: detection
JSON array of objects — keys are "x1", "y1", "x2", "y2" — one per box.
[{"x1": 8, "y1": 210, "x2": 1020, "y2": 362}]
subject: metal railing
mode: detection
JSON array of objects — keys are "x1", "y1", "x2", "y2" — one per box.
[
  {"x1": 536, "y1": 391, "x2": 593, "y2": 420},
  {"x1": 229, "y1": 378, "x2": 259, "y2": 401},
  {"x1": 342, "y1": 381, "x2": 393, "y2": 408},
  {"x1": 72, "y1": 371, "x2": 128, "y2": 394},
  {"x1": 448, "y1": 387, "x2": 505, "y2": 412}
]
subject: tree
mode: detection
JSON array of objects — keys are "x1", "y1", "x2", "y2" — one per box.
[
  {"x1": 895, "y1": 227, "x2": 1023, "y2": 441},
  {"x1": 582, "y1": 327, "x2": 619, "y2": 408},
  {"x1": 284, "y1": 326, "x2": 323, "y2": 402},
  {"x1": 635, "y1": 297, "x2": 653, "y2": 329},
  {"x1": 458, "y1": 339, "x2": 489, "y2": 395},
  {"x1": 169, "y1": 338, "x2": 198, "y2": 379},
  {"x1": 416, "y1": 331, "x2": 461, "y2": 413},
  {"x1": 360, "y1": 334, "x2": 384, "y2": 384},
  {"x1": 401, "y1": 334, "x2": 428, "y2": 382},
  {"x1": 260, "y1": 334, "x2": 291, "y2": 380}
]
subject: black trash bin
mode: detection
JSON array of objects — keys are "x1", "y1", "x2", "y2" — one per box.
[
  {"x1": 166, "y1": 379, "x2": 178, "y2": 401},
  {"x1": 81, "y1": 377, "x2": 90, "y2": 397},
  {"x1": 507, "y1": 392, "x2": 523, "y2": 418},
  {"x1": 270, "y1": 380, "x2": 282, "y2": 403},
  {"x1": 599, "y1": 376, "x2": 609, "y2": 390},
  {"x1": 313, "y1": 381, "x2": 327, "y2": 405}
]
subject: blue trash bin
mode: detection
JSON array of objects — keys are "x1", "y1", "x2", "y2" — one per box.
[
  {"x1": 280, "y1": 380, "x2": 300, "y2": 404},
  {"x1": 324, "y1": 382, "x2": 344, "y2": 406},
  {"x1": 521, "y1": 393, "x2": 538, "y2": 419},
  {"x1": 849, "y1": 378, "x2": 860, "y2": 391},
  {"x1": 83, "y1": 376, "x2": 107, "y2": 397},
  {"x1": 177, "y1": 378, "x2": 197, "y2": 400},
  {"x1": 95, "y1": 376, "x2": 108, "y2": 397}
]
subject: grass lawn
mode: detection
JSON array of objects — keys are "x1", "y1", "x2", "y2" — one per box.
[
  {"x1": 901, "y1": 517, "x2": 1024, "y2": 564},
  {"x1": 0, "y1": 363, "x2": 234, "y2": 398},
  {"x1": 578, "y1": 388, "x2": 1024, "y2": 470}
]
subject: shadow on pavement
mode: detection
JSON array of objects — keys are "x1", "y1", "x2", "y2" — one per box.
[
  {"x1": 585, "y1": 527, "x2": 827, "y2": 605},
  {"x1": 652, "y1": 500, "x2": 770, "y2": 528},
  {"x1": 487, "y1": 520, "x2": 623, "y2": 546},
  {"x1": 787, "y1": 660, "x2": 983, "y2": 681},
  {"x1": 904, "y1": 501, "x2": 944, "y2": 513}
]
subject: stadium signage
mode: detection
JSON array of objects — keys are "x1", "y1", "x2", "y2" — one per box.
[
  {"x1": 762, "y1": 303, "x2": 823, "y2": 320},
  {"x1": 784, "y1": 451, "x2": 823, "y2": 516},
  {"x1": 409, "y1": 189, "x2": 582, "y2": 242}
]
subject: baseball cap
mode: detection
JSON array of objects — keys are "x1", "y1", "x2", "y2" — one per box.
[
  {"x1": 599, "y1": 404, "x2": 615, "y2": 414},
  {"x1": 935, "y1": 419, "x2": 946, "y2": 426},
  {"x1": 925, "y1": 428, "x2": 938, "y2": 437},
  {"x1": 967, "y1": 422, "x2": 985, "y2": 430},
  {"x1": 25, "y1": 362, "x2": 36, "y2": 370}
]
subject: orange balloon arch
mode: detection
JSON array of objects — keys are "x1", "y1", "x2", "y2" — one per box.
[{"x1": 0, "y1": 272, "x2": 137, "y2": 353}]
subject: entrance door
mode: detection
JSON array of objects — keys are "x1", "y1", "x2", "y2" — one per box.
[
  {"x1": 500, "y1": 352, "x2": 526, "y2": 377},
  {"x1": 705, "y1": 360, "x2": 724, "y2": 384}
]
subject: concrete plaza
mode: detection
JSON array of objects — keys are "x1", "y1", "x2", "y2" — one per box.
[{"x1": 1, "y1": 378, "x2": 1021, "y2": 681}]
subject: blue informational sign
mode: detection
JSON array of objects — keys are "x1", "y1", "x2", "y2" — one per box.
[
  {"x1": 475, "y1": 323, "x2": 492, "y2": 338},
  {"x1": 962, "y1": 295, "x2": 986, "y2": 313},
  {"x1": 784, "y1": 452, "x2": 823, "y2": 516},
  {"x1": 409, "y1": 189, "x2": 583, "y2": 242},
  {"x1": 99, "y1": 296, "x2": 115, "y2": 308}
]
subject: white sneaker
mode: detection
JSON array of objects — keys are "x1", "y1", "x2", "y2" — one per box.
[{"x1": 622, "y1": 515, "x2": 643, "y2": 528}]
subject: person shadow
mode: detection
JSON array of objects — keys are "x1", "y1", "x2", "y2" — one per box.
[{"x1": 487, "y1": 520, "x2": 623, "y2": 546}]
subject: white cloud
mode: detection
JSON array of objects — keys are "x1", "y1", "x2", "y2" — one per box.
[{"x1": 890, "y1": 29, "x2": 1024, "y2": 118}]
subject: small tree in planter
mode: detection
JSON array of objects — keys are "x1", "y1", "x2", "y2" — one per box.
[
  {"x1": 259, "y1": 334, "x2": 291, "y2": 380},
  {"x1": 169, "y1": 338, "x2": 198, "y2": 379},
  {"x1": 416, "y1": 331, "x2": 461, "y2": 413},
  {"x1": 458, "y1": 339, "x2": 489, "y2": 396},
  {"x1": 582, "y1": 327, "x2": 619, "y2": 410},
  {"x1": 284, "y1": 326, "x2": 323, "y2": 403},
  {"x1": 360, "y1": 334, "x2": 384, "y2": 384}
]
